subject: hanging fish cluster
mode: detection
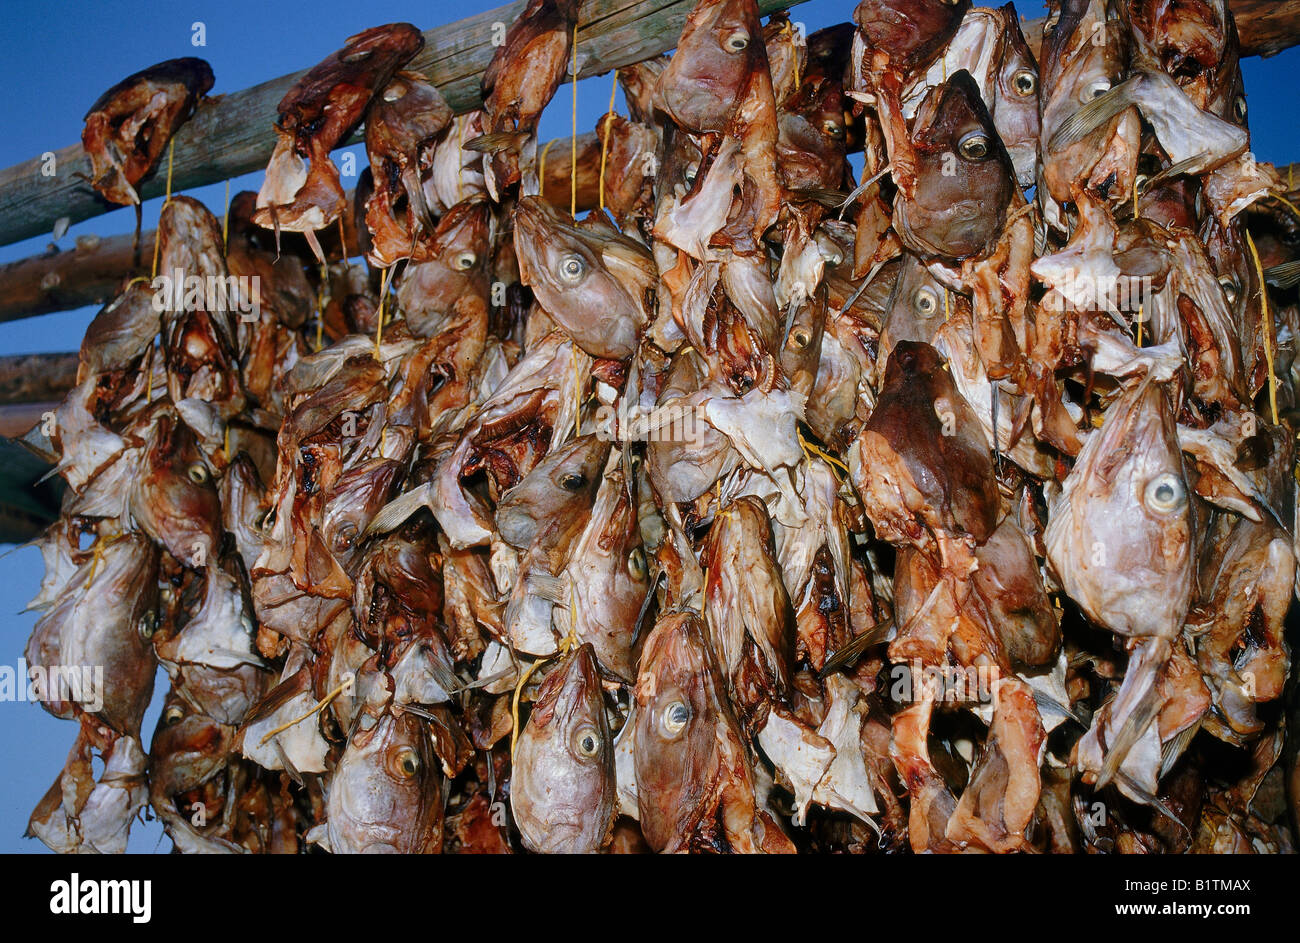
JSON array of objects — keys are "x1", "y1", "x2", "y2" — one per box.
[{"x1": 24, "y1": 0, "x2": 1300, "y2": 854}]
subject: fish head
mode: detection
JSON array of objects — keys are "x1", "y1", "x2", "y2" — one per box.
[
  {"x1": 655, "y1": 0, "x2": 764, "y2": 133},
  {"x1": 989, "y1": 3, "x2": 1040, "y2": 187},
  {"x1": 133, "y1": 407, "x2": 222, "y2": 568},
  {"x1": 898, "y1": 70, "x2": 1015, "y2": 259},
  {"x1": 853, "y1": 0, "x2": 971, "y2": 75},
  {"x1": 633, "y1": 612, "x2": 733, "y2": 849},
  {"x1": 1045, "y1": 380, "x2": 1194, "y2": 638},
  {"x1": 328, "y1": 707, "x2": 442, "y2": 853},
  {"x1": 513, "y1": 197, "x2": 653, "y2": 360},
  {"x1": 511, "y1": 644, "x2": 615, "y2": 852},
  {"x1": 879, "y1": 252, "x2": 954, "y2": 366},
  {"x1": 495, "y1": 433, "x2": 610, "y2": 550},
  {"x1": 149, "y1": 693, "x2": 233, "y2": 800}
]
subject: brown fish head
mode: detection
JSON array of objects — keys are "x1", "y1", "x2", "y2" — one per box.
[
  {"x1": 853, "y1": 0, "x2": 971, "y2": 76},
  {"x1": 897, "y1": 69, "x2": 1016, "y2": 260},
  {"x1": 879, "y1": 252, "x2": 953, "y2": 366},
  {"x1": 655, "y1": 0, "x2": 765, "y2": 133},
  {"x1": 1045, "y1": 379, "x2": 1194, "y2": 638},
  {"x1": 81, "y1": 57, "x2": 214, "y2": 205},
  {"x1": 511, "y1": 644, "x2": 616, "y2": 852},
  {"x1": 513, "y1": 197, "x2": 655, "y2": 360},
  {"x1": 775, "y1": 67, "x2": 848, "y2": 192},
  {"x1": 633, "y1": 611, "x2": 738, "y2": 850},
  {"x1": 850, "y1": 340, "x2": 999, "y2": 547},
  {"x1": 327, "y1": 707, "x2": 443, "y2": 853},
  {"x1": 131, "y1": 407, "x2": 222, "y2": 569},
  {"x1": 495, "y1": 433, "x2": 610, "y2": 550},
  {"x1": 149, "y1": 693, "x2": 234, "y2": 801},
  {"x1": 395, "y1": 198, "x2": 492, "y2": 336}
]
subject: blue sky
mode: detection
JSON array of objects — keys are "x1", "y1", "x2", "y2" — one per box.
[{"x1": 0, "y1": 0, "x2": 1296, "y2": 852}]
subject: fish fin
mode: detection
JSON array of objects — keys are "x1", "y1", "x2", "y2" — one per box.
[
  {"x1": 790, "y1": 186, "x2": 849, "y2": 208},
  {"x1": 1264, "y1": 259, "x2": 1300, "y2": 289},
  {"x1": 463, "y1": 132, "x2": 526, "y2": 155},
  {"x1": 1095, "y1": 670, "x2": 1165, "y2": 791},
  {"x1": 525, "y1": 572, "x2": 567, "y2": 604},
  {"x1": 1142, "y1": 151, "x2": 1211, "y2": 191},
  {"x1": 304, "y1": 229, "x2": 326, "y2": 266},
  {"x1": 272, "y1": 737, "x2": 305, "y2": 788},
  {"x1": 365, "y1": 481, "x2": 434, "y2": 537},
  {"x1": 818, "y1": 620, "x2": 893, "y2": 679},
  {"x1": 1047, "y1": 75, "x2": 1142, "y2": 153},
  {"x1": 1030, "y1": 687, "x2": 1085, "y2": 727}
]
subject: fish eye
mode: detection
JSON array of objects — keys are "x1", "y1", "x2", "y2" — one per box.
[
  {"x1": 1218, "y1": 275, "x2": 1239, "y2": 305},
  {"x1": 559, "y1": 472, "x2": 587, "y2": 492},
  {"x1": 822, "y1": 119, "x2": 844, "y2": 139},
  {"x1": 558, "y1": 254, "x2": 586, "y2": 284},
  {"x1": 393, "y1": 747, "x2": 421, "y2": 779},
  {"x1": 957, "y1": 132, "x2": 990, "y2": 161},
  {"x1": 1083, "y1": 79, "x2": 1111, "y2": 102},
  {"x1": 187, "y1": 462, "x2": 211, "y2": 484},
  {"x1": 724, "y1": 31, "x2": 749, "y2": 52},
  {"x1": 139, "y1": 610, "x2": 158, "y2": 641},
  {"x1": 1233, "y1": 96, "x2": 1247, "y2": 122},
  {"x1": 789, "y1": 327, "x2": 811, "y2": 349},
  {"x1": 661, "y1": 700, "x2": 689, "y2": 736},
  {"x1": 573, "y1": 725, "x2": 602, "y2": 758},
  {"x1": 684, "y1": 166, "x2": 698, "y2": 185},
  {"x1": 914, "y1": 287, "x2": 938, "y2": 316},
  {"x1": 627, "y1": 546, "x2": 648, "y2": 581},
  {"x1": 1144, "y1": 473, "x2": 1186, "y2": 513},
  {"x1": 1134, "y1": 173, "x2": 1150, "y2": 194},
  {"x1": 1012, "y1": 70, "x2": 1037, "y2": 97},
  {"x1": 163, "y1": 705, "x2": 185, "y2": 726},
  {"x1": 333, "y1": 521, "x2": 358, "y2": 552},
  {"x1": 453, "y1": 251, "x2": 477, "y2": 271}
]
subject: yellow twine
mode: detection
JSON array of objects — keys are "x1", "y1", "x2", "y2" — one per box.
[
  {"x1": 151, "y1": 138, "x2": 177, "y2": 279},
  {"x1": 598, "y1": 70, "x2": 619, "y2": 211},
  {"x1": 258, "y1": 675, "x2": 354, "y2": 746},
  {"x1": 221, "y1": 179, "x2": 230, "y2": 250},
  {"x1": 539, "y1": 138, "x2": 557, "y2": 198},
  {"x1": 1246, "y1": 231, "x2": 1278, "y2": 424},
  {"x1": 510, "y1": 656, "x2": 547, "y2": 760},
  {"x1": 375, "y1": 266, "x2": 393, "y2": 356},
  {"x1": 1136, "y1": 302, "x2": 1143, "y2": 348}
]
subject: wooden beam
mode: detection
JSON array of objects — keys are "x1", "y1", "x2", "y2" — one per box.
[
  {"x1": 0, "y1": 355, "x2": 78, "y2": 406},
  {"x1": 0, "y1": 0, "x2": 1297, "y2": 305},
  {"x1": 0, "y1": 132, "x2": 602, "y2": 325},
  {"x1": 0, "y1": 0, "x2": 803, "y2": 250}
]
